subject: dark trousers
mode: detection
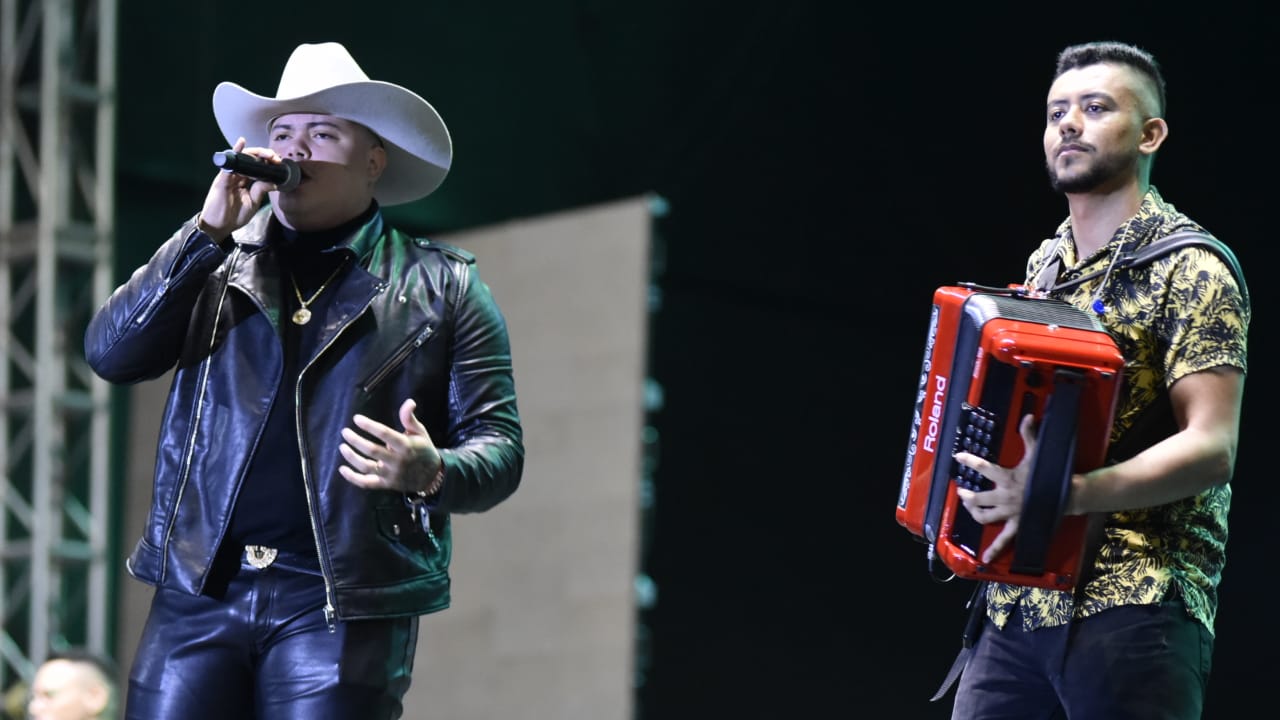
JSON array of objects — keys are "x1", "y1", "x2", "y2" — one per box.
[
  {"x1": 125, "y1": 550, "x2": 419, "y2": 720},
  {"x1": 951, "y1": 601, "x2": 1213, "y2": 720}
]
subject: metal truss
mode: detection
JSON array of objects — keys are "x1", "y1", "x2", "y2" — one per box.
[{"x1": 0, "y1": 0, "x2": 117, "y2": 695}]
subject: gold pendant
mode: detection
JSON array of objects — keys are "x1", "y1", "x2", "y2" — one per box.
[{"x1": 292, "y1": 307, "x2": 312, "y2": 325}]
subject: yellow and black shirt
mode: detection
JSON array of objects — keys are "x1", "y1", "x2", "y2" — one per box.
[{"x1": 985, "y1": 187, "x2": 1250, "y2": 635}]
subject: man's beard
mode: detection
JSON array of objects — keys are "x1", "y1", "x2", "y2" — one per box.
[{"x1": 1046, "y1": 147, "x2": 1139, "y2": 193}]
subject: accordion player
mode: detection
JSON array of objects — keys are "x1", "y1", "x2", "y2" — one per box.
[{"x1": 896, "y1": 284, "x2": 1124, "y2": 591}]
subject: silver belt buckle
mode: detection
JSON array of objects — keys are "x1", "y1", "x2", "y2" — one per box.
[{"x1": 245, "y1": 545, "x2": 278, "y2": 569}]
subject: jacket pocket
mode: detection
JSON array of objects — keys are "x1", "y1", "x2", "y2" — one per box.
[
  {"x1": 374, "y1": 504, "x2": 439, "y2": 555},
  {"x1": 358, "y1": 321, "x2": 435, "y2": 394}
]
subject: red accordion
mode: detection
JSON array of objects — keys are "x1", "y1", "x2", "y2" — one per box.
[{"x1": 896, "y1": 285, "x2": 1124, "y2": 590}]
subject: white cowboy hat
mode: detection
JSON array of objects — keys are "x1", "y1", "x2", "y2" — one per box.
[{"x1": 211, "y1": 42, "x2": 452, "y2": 206}]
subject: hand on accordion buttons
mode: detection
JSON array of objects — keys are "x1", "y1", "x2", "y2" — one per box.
[{"x1": 954, "y1": 413, "x2": 1039, "y2": 564}]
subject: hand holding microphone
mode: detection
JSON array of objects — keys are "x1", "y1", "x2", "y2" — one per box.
[{"x1": 197, "y1": 138, "x2": 292, "y2": 242}]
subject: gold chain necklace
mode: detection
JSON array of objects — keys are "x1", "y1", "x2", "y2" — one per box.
[{"x1": 289, "y1": 259, "x2": 348, "y2": 326}]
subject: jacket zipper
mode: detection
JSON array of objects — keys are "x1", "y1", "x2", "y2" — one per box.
[
  {"x1": 298, "y1": 289, "x2": 384, "y2": 632},
  {"x1": 161, "y1": 248, "x2": 239, "y2": 579},
  {"x1": 134, "y1": 277, "x2": 170, "y2": 326}
]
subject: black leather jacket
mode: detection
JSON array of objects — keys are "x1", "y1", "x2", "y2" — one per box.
[{"x1": 85, "y1": 208, "x2": 523, "y2": 623}]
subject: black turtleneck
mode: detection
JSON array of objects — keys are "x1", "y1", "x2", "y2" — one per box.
[
  {"x1": 221, "y1": 201, "x2": 377, "y2": 568},
  {"x1": 275, "y1": 200, "x2": 377, "y2": 292}
]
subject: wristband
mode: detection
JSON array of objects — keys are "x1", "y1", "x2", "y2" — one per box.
[{"x1": 417, "y1": 461, "x2": 445, "y2": 499}]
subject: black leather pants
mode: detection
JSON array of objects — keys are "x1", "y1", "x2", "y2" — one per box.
[{"x1": 125, "y1": 548, "x2": 419, "y2": 720}]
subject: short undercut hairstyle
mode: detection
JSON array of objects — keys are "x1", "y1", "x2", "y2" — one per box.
[{"x1": 1055, "y1": 41, "x2": 1167, "y2": 118}]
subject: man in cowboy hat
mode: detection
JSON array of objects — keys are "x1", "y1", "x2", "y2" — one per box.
[{"x1": 85, "y1": 42, "x2": 523, "y2": 719}]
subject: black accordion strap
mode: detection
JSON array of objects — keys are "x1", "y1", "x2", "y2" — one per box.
[
  {"x1": 931, "y1": 581, "x2": 988, "y2": 702},
  {"x1": 1046, "y1": 231, "x2": 1249, "y2": 305}
]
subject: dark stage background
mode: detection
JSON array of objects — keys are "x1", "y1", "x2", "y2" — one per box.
[{"x1": 113, "y1": 2, "x2": 1274, "y2": 717}]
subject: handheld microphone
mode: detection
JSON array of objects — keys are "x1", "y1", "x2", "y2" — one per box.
[{"x1": 211, "y1": 151, "x2": 301, "y2": 191}]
